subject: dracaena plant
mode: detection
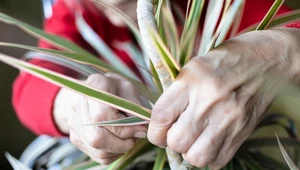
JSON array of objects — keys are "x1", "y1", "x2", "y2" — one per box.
[{"x1": 2, "y1": 0, "x2": 300, "y2": 169}]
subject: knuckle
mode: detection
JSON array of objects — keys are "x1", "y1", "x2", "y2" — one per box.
[
  {"x1": 86, "y1": 74, "x2": 111, "y2": 90},
  {"x1": 206, "y1": 78, "x2": 228, "y2": 100},
  {"x1": 167, "y1": 132, "x2": 188, "y2": 153},
  {"x1": 151, "y1": 106, "x2": 173, "y2": 127},
  {"x1": 87, "y1": 133, "x2": 105, "y2": 149},
  {"x1": 91, "y1": 112, "x2": 108, "y2": 122},
  {"x1": 184, "y1": 153, "x2": 207, "y2": 168},
  {"x1": 111, "y1": 127, "x2": 128, "y2": 139}
]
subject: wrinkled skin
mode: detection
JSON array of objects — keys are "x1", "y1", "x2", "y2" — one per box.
[
  {"x1": 148, "y1": 28, "x2": 300, "y2": 169},
  {"x1": 54, "y1": 28, "x2": 300, "y2": 168},
  {"x1": 65, "y1": 74, "x2": 147, "y2": 164}
]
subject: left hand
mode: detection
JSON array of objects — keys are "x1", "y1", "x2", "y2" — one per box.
[{"x1": 148, "y1": 28, "x2": 300, "y2": 169}]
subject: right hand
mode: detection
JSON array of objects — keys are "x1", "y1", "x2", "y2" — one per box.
[{"x1": 55, "y1": 73, "x2": 147, "y2": 164}]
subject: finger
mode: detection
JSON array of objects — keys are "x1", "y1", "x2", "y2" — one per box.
[
  {"x1": 182, "y1": 124, "x2": 227, "y2": 168},
  {"x1": 109, "y1": 73, "x2": 142, "y2": 110},
  {"x1": 90, "y1": 154, "x2": 122, "y2": 165},
  {"x1": 207, "y1": 134, "x2": 248, "y2": 170},
  {"x1": 82, "y1": 126, "x2": 136, "y2": 153},
  {"x1": 166, "y1": 102, "x2": 209, "y2": 153},
  {"x1": 148, "y1": 82, "x2": 189, "y2": 147},
  {"x1": 70, "y1": 130, "x2": 121, "y2": 160}
]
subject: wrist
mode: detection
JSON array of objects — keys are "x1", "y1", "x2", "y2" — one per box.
[{"x1": 54, "y1": 88, "x2": 80, "y2": 134}]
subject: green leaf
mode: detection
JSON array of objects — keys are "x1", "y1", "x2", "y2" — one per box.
[
  {"x1": 0, "y1": 42, "x2": 159, "y2": 103},
  {"x1": 162, "y1": 6, "x2": 180, "y2": 61},
  {"x1": 240, "y1": 9, "x2": 300, "y2": 33},
  {"x1": 69, "y1": 161, "x2": 100, "y2": 170},
  {"x1": 117, "y1": 42, "x2": 155, "y2": 89},
  {"x1": 153, "y1": 148, "x2": 167, "y2": 170},
  {"x1": 277, "y1": 134, "x2": 300, "y2": 170},
  {"x1": 240, "y1": 137, "x2": 300, "y2": 150},
  {"x1": 180, "y1": 0, "x2": 205, "y2": 65},
  {"x1": 215, "y1": 0, "x2": 244, "y2": 46},
  {"x1": 83, "y1": 117, "x2": 148, "y2": 127},
  {"x1": 256, "y1": 0, "x2": 285, "y2": 30},
  {"x1": 0, "y1": 53, "x2": 151, "y2": 120},
  {"x1": 199, "y1": 0, "x2": 224, "y2": 55},
  {"x1": 149, "y1": 27, "x2": 180, "y2": 80},
  {"x1": 0, "y1": 12, "x2": 97, "y2": 60},
  {"x1": 238, "y1": 153, "x2": 265, "y2": 170},
  {"x1": 91, "y1": 0, "x2": 147, "y2": 56},
  {"x1": 203, "y1": 0, "x2": 244, "y2": 54},
  {"x1": 106, "y1": 139, "x2": 155, "y2": 170},
  {"x1": 75, "y1": 12, "x2": 139, "y2": 80},
  {"x1": 248, "y1": 152, "x2": 289, "y2": 170}
]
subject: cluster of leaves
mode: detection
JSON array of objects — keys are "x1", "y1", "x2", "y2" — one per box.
[{"x1": 1, "y1": 0, "x2": 300, "y2": 169}]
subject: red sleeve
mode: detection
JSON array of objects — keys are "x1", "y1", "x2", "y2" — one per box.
[
  {"x1": 12, "y1": 0, "x2": 101, "y2": 136},
  {"x1": 286, "y1": 22, "x2": 300, "y2": 29}
]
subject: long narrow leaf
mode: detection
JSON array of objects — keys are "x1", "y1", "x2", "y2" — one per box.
[
  {"x1": 240, "y1": 9, "x2": 300, "y2": 33},
  {"x1": 215, "y1": 0, "x2": 244, "y2": 46},
  {"x1": 0, "y1": 53, "x2": 151, "y2": 120},
  {"x1": 106, "y1": 139, "x2": 155, "y2": 170},
  {"x1": 277, "y1": 134, "x2": 300, "y2": 170},
  {"x1": 203, "y1": 0, "x2": 243, "y2": 54},
  {"x1": 75, "y1": 12, "x2": 139, "y2": 80},
  {"x1": 83, "y1": 117, "x2": 148, "y2": 127},
  {"x1": 256, "y1": 0, "x2": 285, "y2": 30},
  {"x1": 0, "y1": 12, "x2": 97, "y2": 60},
  {"x1": 153, "y1": 148, "x2": 167, "y2": 170},
  {"x1": 149, "y1": 27, "x2": 180, "y2": 80},
  {"x1": 117, "y1": 43, "x2": 155, "y2": 89},
  {"x1": 198, "y1": 0, "x2": 224, "y2": 55},
  {"x1": 0, "y1": 42, "x2": 159, "y2": 102},
  {"x1": 162, "y1": 6, "x2": 180, "y2": 61},
  {"x1": 91, "y1": 0, "x2": 148, "y2": 56},
  {"x1": 240, "y1": 137, "x2": 300, "y2": 150},
  {"x1": 180, "y1": 0, "x2": 205, "y2": 65}
]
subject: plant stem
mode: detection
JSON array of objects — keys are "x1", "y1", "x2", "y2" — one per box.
[{"x1": 137, "y1": 0, "x2": 196, "y2": 169}]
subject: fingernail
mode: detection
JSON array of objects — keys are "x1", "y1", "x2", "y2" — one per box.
[{"x1": 134, "y1": 131, "x2": 147, "y2": 138}]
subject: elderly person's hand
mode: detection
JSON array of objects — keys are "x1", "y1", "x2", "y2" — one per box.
[
  {"x1": 54, "y1": 73, "x2": 147, "y2": 164},
  {"x1": 148, "y1": 28, "x2": 300, "y2": 169}
]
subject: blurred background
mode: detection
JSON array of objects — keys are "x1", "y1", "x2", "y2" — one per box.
[{"x1": 0, "y1": 0, "x2": 299, "y2": 169}]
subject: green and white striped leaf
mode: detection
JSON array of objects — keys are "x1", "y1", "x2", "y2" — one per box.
[
  {"x1": 75, "y1": 12, "x2": 139, "y2": 80},
  {"x1": 215, "y1": 0, "x2": 244, "y2": 46},
  {"x1": 202, "y1": 0, "x2": 243, "y2": 55},
  {"x1": 149, "y1": 27, "x2": 180, "y2": 80},
  {"x1": 153, "y1": 148, "x2": 167, "y2": 170},
  {"x1": 106, "y1": 139, "x2": 155, "y2": 170},
  {"x1": 180, "y1": 0, "x2": 205, "y2": 65},
  {"x1": 117, "y1": 42, "x2": 155, "y2": 89},
  {"x1": 83, "y1": 117, "x2": 148, "y2": 127},
  {"x1": 0, "y1": 42, "x2": 159, "y2": 102},
  {"x1": 198, "y1": 0, "x2": 224, "y2": 55},
  {"x1": 162, "y1": 6, "x2": 180, "y2": 61},
  {"x1": 256, "y1": 0, "x2": 285, "y2": 30},
  {"x1": 240, "y1": 9, "x2": 300, "y2": 33},
  {"x1": 277, "y1": 134, "x2": 299, "y2": 170},
  {"x1": 91, "y1": 0, "x2": 148, "y2": 56},
  {"x1": 0, "y1": 53, "x2": 151, "y2": 120},
  {"x1": 0, "y1": 12, "x2": 97, "y2": 60}
]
